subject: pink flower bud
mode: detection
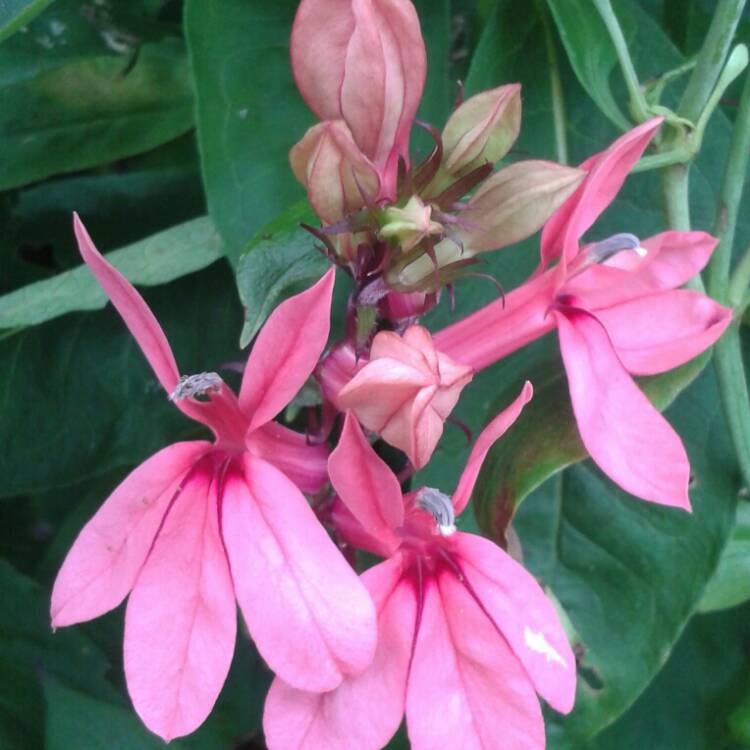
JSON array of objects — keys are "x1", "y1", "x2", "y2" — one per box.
[
  {"x1": 290, "y1": 120, "x2": 380, "y2": 224},
  {"x1": 463, "y1": 160, "x2": 586, "y2": 253},
  {"x1": 291, "y1": 0, "x2": 427, "y2": 199},
  {"x1": 441, "y1": 84, "x2": 522, "y2": 175},
  {"x1": 338, "y1": 325, "x2": 473, "y2": 468}
]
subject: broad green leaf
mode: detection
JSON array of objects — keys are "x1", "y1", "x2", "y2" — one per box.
[
  {"x1": 236, "y1": 203, "x2": 328, "y2": 347},
  {"x1": 0, "y1": 560, "x2": 110, "y2": 749},
  {"x1": 44, "y1": 680, "x2": 166, "y2": 750},
  {"x1": 698, "y1": 502, "x2": 750, "y2": 613},
  {"x1": 545, "y1": 0, "x2": 631, "y2": 130},
  {"x1": 184, "y1": 0, "x2": 312, "y2": 264},
  {"x1": 0, "y1": 0, "x2": 55, "y2": 43},
  {"x1": 0, "y1": 217, "x2": 223, "y2": 329},
  {"x1": 0, "y1": 262, "x2": 242, "y2": 497},
  {"x1": 588, "y1": 603, "x2": 750, "y2": 750},
  {"x1": 0, "y1": 37, "x2": 194, "y2": 189},
  {"x1": 473, "y1": 351, "x2": 711, "y2": 537},
  {"x1": 514, "y1": 368, "x2": 738, "y2": 744}
]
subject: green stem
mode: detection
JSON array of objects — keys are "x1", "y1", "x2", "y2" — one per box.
[
  {"x1": 714, "y1": 329, "x2": 750, "y2": 489},
  {"x1": 707, "y1": 66, "x2": 750, "y2": 303},
  {"x1": 537, "y1": 0, "x2": 568, "y2": 164},
  {"x1": 593, "y1": 0, "x2": 650, "y2": 122},
  {"x1": 661, "y1": 164, "x2": 706, "y2": 291},
  {"x1": 707, "y1": 68, "x2": 750, "y2": 490},
  {"x1": 677, "y1": 0, "x2": 747, "y2": 122},
  {"x1": 729, "y1": 244, "x2": 750, "y2": 307}
]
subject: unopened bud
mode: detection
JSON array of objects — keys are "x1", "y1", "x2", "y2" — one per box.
[
  {"x1": 289, "y1": 120, "x2": 380, "y2": 224},
  {"x1": 462, "y1": 160, "x2": 586, "y2": 253},
  {"x1": 379, "y1": 195, "x2": 443, "y2": 252},
  {"x1": 442, "y1": 84, "x2": 522, "y2": 176}
]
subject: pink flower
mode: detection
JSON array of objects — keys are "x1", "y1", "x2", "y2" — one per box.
[
  {"x1": 291, "y1": 0, "x2": 427, "y2": 200},
  {"x1": 336, "y1": 325, "x2": 474, "y2": 468},
  {"x1": 434, "y1": 119, "x2": 732, "y2": 509},
  {"x1": 263, "y1": 383, "x2": 576, "y2": 750},
  {"x1": 51, "y1": 216, "x2": 377, "y2": 740}
]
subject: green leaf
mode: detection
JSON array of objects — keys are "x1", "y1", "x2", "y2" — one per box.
[
  {"x1": 0, "y1": 262, "x2": 242, "y2": 497},
  {"x1": 0, "y1": 217, "x2": 223, "y2": 329},
  {"x1": 185, "y1": 0, "x2": 312, "y2": 263},
  {"x1": 0, "y1": 0, "x2": 55, "y2": 43},
  {"x1": 544, "y1": 0, "x2": 632, "y2": 130},
  {"x1": 511, "y1": 367, "x2": 739, "y2": 744},
  {"x1": 235, "y1": 202, "x2": 329, "y2": 347},
  {"x1": 698, "y1": 502, "x2": 750, "y2": 613},
  {"x1": 588, "y1": 604, "x2": 750, "y2": 750},
  {"x1": 0, "y1": 4, "x2": 193, "y2": 189},
  {"x1": 44, "y1": 679, "x2": 166, "y2": 750}
]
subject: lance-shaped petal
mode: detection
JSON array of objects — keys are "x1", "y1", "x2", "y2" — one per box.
[
  {"x1": 563, "y1": 231, "x2": 719, "y2": 310},
  {"x1": 263, "y1": 557, "x2": 414, "y2": 750},
  {"x1": 540, "y1": 118, "x2": 663, "y2": 268},
  {"x1": 453, "y1": 532, "x2": 576, "y2": 713},
  {"x1": 595, "y1": 289, "x2": 731, "y2": 375},
  {"x1": 329, "y1": 412, "x2": 404, "y2": 553},
  {"x1": 290, "y1": 121, "x2": 380, "y2": 224},
  {"x1": 452, "y1": 381, "x2": 533, "y2": 514},
  {"x1": 406, "y1": 573, "x2": 545, "y2": 750},
  {"x1": 240, "y1": 267, "x2": 335, "y2": 432},
  {"x1": 50, "y1": 441, "x2": 211, "y2": 628},
  {"x1": 554, "y1": 306, "x2": 691, "y2": 509},
  {"x1": 338, "y1": 325, "x2": 474, "y2": 467},
  {"x1": 291, "y1": 0, "x2": 426, "y2": 197},
  {"x1": 462, "y1": 160, "x2": 586, "y2": 254},
  {"x1": 441, "y1": 83, "x2": 522, "y2": 175},
  {"x1": 124, "y1": 462, "x2": 236, "y2": 741},
  {"x1": 221, "y1": 454, "x2": 377, "y2": 692}
]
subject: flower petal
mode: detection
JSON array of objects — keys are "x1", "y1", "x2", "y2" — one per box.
[
  {"x1": 540, "y1": 119, "x2": 662, "y2": 268},
  {"x1": 596, "y1": 290, "x2": 732, "y2": 375},
  {"x1": 406, "y1": 572, "x2": 544, "y2": 750},
  {"x1": 51, "y1": 441, "x2": 211, "y2": 628},
  {"x1": 247, "y1": 421, "x2": 329, "y2": 494},
  {"x1": 222, "y1": 454, "x2": 376, "y2": 692},
  {"x1": 263, "y1": 557, "x2": 414, "y2": 750},
  {"x1": 563, "y1": 231, "x2": 719, "y2": 310},
  {"x1": 554, "y1": 307, "x2": 691, "y2": 508},
  {"x1": 452, "y1": 382, "x2": 533, "y2": 515},
  {"x1": 329, "y1": 412, "x2": 403, "y2": 551},
  {"x1": 453, "y1": 532, "x2": 576, "y2": 713},
  {"x1": 124, "y1": 461, "x2": 236, "y2": 741},
  {"x1": 73, "y1": 214, "x2": 214, "y2": 426},
  {"x1": 240, "y1": 269, "x2": 335, "y2": 432}
]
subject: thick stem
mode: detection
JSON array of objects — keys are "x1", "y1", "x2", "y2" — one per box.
[
  {"x1": 707, "y1": 69, "x2": 750, "y2": 489},
  {"x1": 677, "y1": 0, "x2": 747, "y2": 123},
  {"x1": 661, "y1": 164, "x2": 707, "y2": 292},
  {"x1": 707, "y1": 68, "x2": 750, "y2": 303},
  {"x1": 713, "y1": 328, "x2": 750, "y2": 488},
  {"x1": 593, "y1": 0, "x2": 650, "y2": 122},
  {"x1": 729, "y1": 244, "x2": 750, "y2": 307}
]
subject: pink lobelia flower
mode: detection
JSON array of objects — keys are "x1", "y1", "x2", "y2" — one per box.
[
  {"x1": 50, "y1": 215, "x2": 377, "y2": 740},
  {"x1": 263, "y1": 382, "x2": 576, "y2": 750},
  {"x1": 334, "y1": 325, "x2": 474, "y2": 468},
  {"x1": 291, "y1": 0, "x2": 427, "y2": 201},
  {"x1": 434, "y1": 119, "x2": 732, "y2": 509}
]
